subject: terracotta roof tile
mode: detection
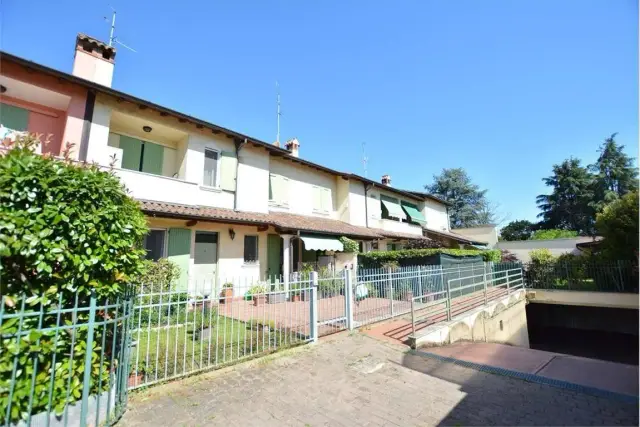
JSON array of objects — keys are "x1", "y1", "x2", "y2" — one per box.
[{"x1": 139, "y1": 200, "x2": 381, "y2": 239}]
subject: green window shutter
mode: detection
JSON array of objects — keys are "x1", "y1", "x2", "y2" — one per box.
[
  {"x1": 220, "y1": 151, "x2": 238, "y2": 191},
  {"x1": 0, "y1": 103, "x2": 29, "y2": 131},
  {"x1": 141, "y1": 141, "x2": 164, "y2": 175},
  {"x1": 119, "y1": 135, "x2": 142, "y2": 171},
  {"x1": 167, "y1": 228, "x2": 192, "y2": 291}
]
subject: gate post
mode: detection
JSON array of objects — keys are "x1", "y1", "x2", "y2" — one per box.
[
  {"x1": 310, "y1": 271, "x2": 319, "y2": 343},
  {"x1": 80, "y1": 291, "x2": 97, "y2": 426},
  {"x1": 446, "y1": 279, "x2": 452, "y2": 321},
  {"x1": 344, "y1": 270, "x2": 354, "y2": 330},
  {"x1": 483, "y1": 263, "x2": 488, "y2": 305},
  {"x1": 387, "y1": 268, "x2": 394, "y2": 317}
]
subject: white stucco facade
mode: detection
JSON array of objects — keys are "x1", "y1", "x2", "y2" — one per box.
[{"x1": 496, "y1": 237, "x2": 598, "y2": 262}]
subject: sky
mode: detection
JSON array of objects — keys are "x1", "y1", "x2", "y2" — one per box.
[{"x1": 1, "y1": 1, "x2": 638, "y2": 225}]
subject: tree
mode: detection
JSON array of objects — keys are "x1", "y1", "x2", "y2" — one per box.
[
  {"x1": 426, "y1": 168, "x2": 489, "y2": 228},
  {"x1": 595, "y1": 191, "x2": 639, "y2": 260},
  {"x1": 536, "y1": 158, "x2": 595, "y2": 234},
  {"x1": 589, "y1": 133, "x2": 638, "y2": 213},
  {"x1": 500, "y1": 220, "x2": 535, "y2": 241}
]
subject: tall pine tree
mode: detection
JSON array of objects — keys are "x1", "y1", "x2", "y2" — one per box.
[
  {"x1": 536, "y1": 158, "x2": 595, "y2": 234},
  {"x1": 589, "y1": 133, "x2": 638, "y2": 213}
]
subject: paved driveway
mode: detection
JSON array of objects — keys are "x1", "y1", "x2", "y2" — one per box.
[{"x1": 120, "y1": 333, "x2": 638, "y2": 426}]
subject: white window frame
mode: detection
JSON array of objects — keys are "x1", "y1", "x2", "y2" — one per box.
[
  {"x1": 202, "y1": 147, "x2": 221, "y2": 189},
  {"x1": 243, "y1": 235, "x2": 259, "y2": 264},
  {"x1": 144, "y1": 228, "x2": 168, "y2": 260}
]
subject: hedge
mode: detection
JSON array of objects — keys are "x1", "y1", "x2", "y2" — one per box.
[{"x1": 358, "y1": 248, "x2": 501, "y2": 268}]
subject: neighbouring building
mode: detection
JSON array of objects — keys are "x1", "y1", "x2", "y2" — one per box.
[
  {"x1": 0, "y1": 33, "x2": 483, "y2": 292},
  {"x1": 452, "y1": 225, "x2": 499, "y2": 248},
  {"x1": 496, "y1": 237, "x2": 603, "y2": 262}
]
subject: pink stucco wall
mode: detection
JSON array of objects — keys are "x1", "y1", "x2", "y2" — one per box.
[{"x1": 0, "y1": 59, "x2": 88, "y2": 158}]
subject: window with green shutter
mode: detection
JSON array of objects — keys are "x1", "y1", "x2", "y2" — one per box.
[
  {"x1": 117, "y1": 134, "x2": 167, "y2": 176},
  {"x1": 219, "y1": 151, "x2": 237, "y2": 191},
  {"x1": 269, "y1": 173, "x2": 289, "y2": 206},
  {"x1": 119, "y1": 135, "x2": 143, "y2": 171},
  {"x1": 312, "y1": 186, "x2": 331, "y2": 213},
  {"x1": 141, "y1": 141, "x2": 165, "y2": 175},
  {"x1": 167, "y1": 228, "x2": 192, "y2": 291},
  {"x1": 0, "y1": 103, "x2": 29, "y2": 132}
]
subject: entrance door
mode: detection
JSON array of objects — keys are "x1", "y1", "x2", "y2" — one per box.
[
  {"x1": 193, "y1": 231, "x2": 218, "y2": 290},
  {"x1": 267, "y1": 234, "x2": 282, "y2": 280}
]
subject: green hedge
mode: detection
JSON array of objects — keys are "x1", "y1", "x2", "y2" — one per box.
[{"x1": 358, "y1": 248, "x2": 501, "y2": 268}]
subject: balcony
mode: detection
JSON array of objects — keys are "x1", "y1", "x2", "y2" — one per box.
[{"x1": 371, "y1": 218, "x2": 424, "y2": 236}]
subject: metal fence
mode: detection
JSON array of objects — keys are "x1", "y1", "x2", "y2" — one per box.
[
  {"x1": 521, "y1": 260, "x2": 638, "y2": 293},
  {"x1": 129, "y1": 275, "x2": 315, "y2": 389},
  {"x1": 409, "y1": 266, "x2": 525, "y2": 339},
  {"x1": 1, "y1": 292, "x2": 133, "y2": 427}
]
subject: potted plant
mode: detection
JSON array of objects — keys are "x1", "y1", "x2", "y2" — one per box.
[
  {"x1": 128, "y1": 361, "x2": 147, "y2": 388},
  {"x1": 249, "y1": 284, "x2": 267, "y2": 306},
  {"x1": 220, "y1": 282, "x2": 234, "y2": 303},
  {"x1": 267, "y1": 282, "x2": 287, "y2": 304}
]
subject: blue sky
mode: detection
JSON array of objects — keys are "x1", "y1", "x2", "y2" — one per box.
[{"x1": 2, "y1": 1, "x2": 637, "y2": 224}]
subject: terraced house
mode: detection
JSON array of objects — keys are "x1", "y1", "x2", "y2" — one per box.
[{"x1": 0, "y1": 34, "x2": 483, "y2": 292}]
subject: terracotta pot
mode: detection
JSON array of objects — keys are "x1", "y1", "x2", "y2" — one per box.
[
  {"x1": 220, "y1": 288, "x2": 233, "y2": 303},
  {"x1": 291, "y1": 294, "x2": 301, "y2": 302},
  {"x1": 128, "y1": 373, "x2": 144, "y2": 388},
  {"x1": 253, "y1": 295, "x2": 266, "y2": 306}
]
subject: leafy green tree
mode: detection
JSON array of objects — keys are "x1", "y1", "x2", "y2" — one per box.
[
  {"x1": 500, "y1": 220, "x2": 535, "y2": 241},
  {"x1": 536, "y1": 158, "x2": 595, "y2": 234},
  {"x1": 595, "y1": 191, "x2": 639, "y2": 260},
  {"x1": 426, "y1": 168, "x2": 490, "y2": 228},
  {"x1": 589, "y1": 133, "x2": 638, "y2": 213},
  {"x1": 531, "y1": 229, "x2": 578, "y2": 240}
]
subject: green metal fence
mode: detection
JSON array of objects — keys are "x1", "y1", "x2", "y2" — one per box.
[
  {"x1": 1, "y1": 291, "x2": 133, "y2": 426},
  {"x1": 522, "y1": 261, "x2": 638, "y2": 293}
]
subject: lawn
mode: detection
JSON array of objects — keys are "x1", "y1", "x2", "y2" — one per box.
[{"x1": 128, "y1": 312, "x2": 303, "y2": 386}]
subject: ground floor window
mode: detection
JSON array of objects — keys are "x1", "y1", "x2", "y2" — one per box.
[
  {"x1": 244, "y1": 235, "x2": 259, "y2": 263},
  {"x1": 144, "y1": 229, "x2": 166, "y2": 261}
]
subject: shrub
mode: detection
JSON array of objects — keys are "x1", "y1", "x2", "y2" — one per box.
[
  {"x1": 531, "y1": 229, "x2": 578, "y2": 240},
  {"x1": 529, "y1": 248, "x2": 554, "y2": 264},
  {"x1": 138, "y1": 258, "x2": 182, "y2": 293},
  {"x1": 358, "y1": 248, "x2": 501, "y2": 268},
  {"x1": 595, "y1": 191, "x2": 639, "y2": 261},
  {"x1": 339, "y1": 236, "x2": 359, "y2": 253},
  {"x1": 0, "y1": 135, "x2": 147, "y2": 423}
]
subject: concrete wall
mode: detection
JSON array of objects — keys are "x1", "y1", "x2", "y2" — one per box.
[
  {"x1": 412, "y1": 290, "x2": 529, "y2": 348},
  {"x1": 526, "y1": 289, "x2": 639, "y2": 310},
  {"x1": 453, "y1": 225, "x2": 498, "y2": 247},
  {"x1": 268, "y1": 157, "x2": 337, "y2": 218},
  {"x1": 496, "y1": 237, "x2": 598, "y2": 262}
]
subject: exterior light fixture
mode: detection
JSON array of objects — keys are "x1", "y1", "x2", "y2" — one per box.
[
  {"x1": 0, "y1": 85, "x2": 6, "y2": 93},
  {"x1": 143, "y1": 125, "x2": 152, "y2": 133},
  {"x1": 229, "y1": 228, "x2": 236, "y2": 240}
]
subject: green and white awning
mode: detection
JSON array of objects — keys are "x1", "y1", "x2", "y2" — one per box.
[
  {"x1": 300, "y1": 234, "x2": 344, "y2": 251},
  {"x1": 401, "y1": 202, "x2": 426, "y2": 225},
  {"x1": 380, "y1": 196, "x2": 407, "y2": 220}
]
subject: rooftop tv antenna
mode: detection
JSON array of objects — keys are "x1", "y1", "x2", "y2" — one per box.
[
  {"x1": 362, "y1": 142, "x2": 369, "y2": 178},
  {"x1": 105, "y1": 8, "x2": 137, "y2": 52},
  {"x1": 276, "y1": 81, "x2": 281, "y2": 145}
]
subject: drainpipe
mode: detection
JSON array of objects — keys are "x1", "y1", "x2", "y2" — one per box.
[
  {"x1": 363, "y1": 182, "x2": 373, "y2": 228},
  {"x1": 233, "y1": 138, "x2": 247, "y2": 211}
]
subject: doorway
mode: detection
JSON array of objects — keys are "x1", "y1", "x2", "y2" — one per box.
[{"x1": 193, "y1": 231, "x2": 218, "y2": 288}]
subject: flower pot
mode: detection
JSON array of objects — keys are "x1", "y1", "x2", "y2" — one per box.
[
  {"x1": 220, "y1": 288, "x2": 233, "y2": 303},
  {"x1": 403, "y1": 291, "x2": 414, "y2": 302},
  {"x1": 267, "y1": 292, "x2": 286, "y2": 304},
  {"x1": 128, "y1": 373, "x2": 144, "y2": 388},
  {"x1": 291, "y1": 294, "x2": 301, "y2": 302},
  {"x1": 253, "y1": 295, "x2": 266, "y2": 306}
]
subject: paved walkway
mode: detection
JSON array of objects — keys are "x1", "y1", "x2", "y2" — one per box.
[{"x1": 120, "y1": 333, "x2": 638, "y2": 426}]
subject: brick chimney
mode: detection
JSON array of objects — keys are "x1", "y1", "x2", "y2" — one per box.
[
  {"x1": 285, "y1": 138, "x2": 300, "y2": 158},
  {"x1": 72, "y1": 34, "x2": 116, "y2": 87},
  {"x1": 381, "y1": 174, "x2": 391, "y2": 186}
]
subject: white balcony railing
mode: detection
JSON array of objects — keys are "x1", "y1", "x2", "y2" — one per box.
[
  {"x1": 113, "y1": 168, "x2": 235, "y2": 209},
  {"x1": 372, "y1": 218, "x2": 424, "y2": 236}
]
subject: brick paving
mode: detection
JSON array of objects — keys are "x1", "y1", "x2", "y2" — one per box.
[{"x1": 120, "y1": 333, "x2": 638, "y2": 426}]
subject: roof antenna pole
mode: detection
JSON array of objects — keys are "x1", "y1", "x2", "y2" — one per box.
[
  {"x1": 104, "y1": 7, "x2": 137, "y2": 52},
  {"x1": 362, "y1": 142, "x2": 369, "y2": 178},
  {"x1": 276, "y1": 80, "x2": 281, "y2": 146},
  {"x1": 108, "y1": 9, "x2": 116, "y2": 46}
]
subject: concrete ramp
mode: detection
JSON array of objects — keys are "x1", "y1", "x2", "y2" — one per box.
[{"x1": 422, "y1": 341, "x2": 639, "y2": 397}]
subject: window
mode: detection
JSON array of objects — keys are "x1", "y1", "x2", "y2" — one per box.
[
  {"x1": 269, "y1": 173, "x2": 289, "y2": 206},
  {"x1": 144, "y1": 229, "x2": 166, "y2": 261},
  {"x1": 203, "y1": 148, "x2": 219, "y2": 187},
  {"x1": 118, "y1": 134, "x2": 166, "y2": 175},
  {"x1": 380, "y1": 195, "x2": 407, "y2": 222},
  {"x1": 194, "y1": 232, "x2": 218, "y2": 265},
  {"x1": 1, "y1": 103, "x2": 29, "y2": 132},
  {"x1": 244, "y1": 235, "x2": 259, "y2": 263}
]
